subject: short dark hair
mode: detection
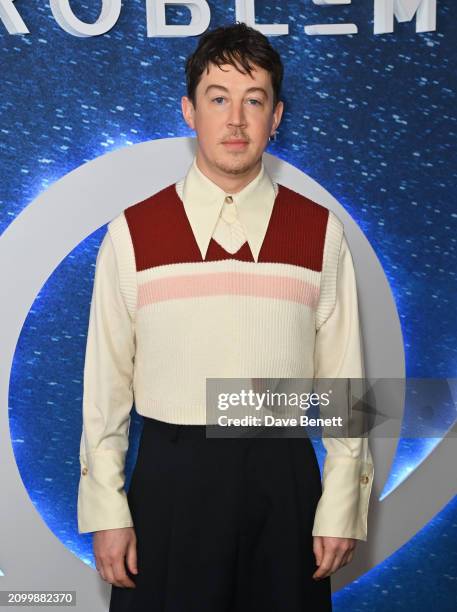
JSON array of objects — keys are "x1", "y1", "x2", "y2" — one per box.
[{"x1": 185, "y1": 22, "x2": 284, "y2": 109}]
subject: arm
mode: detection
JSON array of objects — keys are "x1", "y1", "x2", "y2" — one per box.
[
  {"x1": 312, "y1": 215, "x2": 375, "y2": 542},
  {"x1": 310, "y1": 215, "x2": 375, "y2": 581},
  {"x1": 78, "y1": 217, "x2": 139, "y2": 589},
  {"x1": 77, "y1": 218, "x2": 137, "y2": 535}
]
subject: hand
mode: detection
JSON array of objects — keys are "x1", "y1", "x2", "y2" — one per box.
[
  {"x1": 93, "y1": 527, "x2": 138, "y2": 588},
  {"x1": 312, "y1": 535, "x2": 356, "y2": 580}
]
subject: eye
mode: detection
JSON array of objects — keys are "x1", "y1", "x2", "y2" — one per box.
[
  {"x1": 212, "y1": 96, "x2": 226, "y2": 104},
  {"x1": 247, "y1": 99, "x2": 263, "y2": 106}
]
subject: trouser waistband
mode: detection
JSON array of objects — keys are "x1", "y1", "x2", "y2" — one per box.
[
  {"x1": 141, "y1": 416, "x2": 307, "y2": 443},
  {"x1": 141, "y1": 416, "x2": 212, "y2": 442}
]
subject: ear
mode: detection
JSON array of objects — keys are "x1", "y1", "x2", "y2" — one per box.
[
  {"x1": 271, "y1": 100, "x2": 284, "y2": 135},
  {"x1": 181, "y1": 96, "x2": 196, "y2": 130}
]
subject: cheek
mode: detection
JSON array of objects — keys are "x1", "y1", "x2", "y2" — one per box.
[
  {"x1": 251, "y1": 121, "x2": 271, "y2": 142},
  {"x1": 195, "y1": 114, "x2": 222, "y2": 139},
  {"x1": 249, "y1": 112, "x2": 270, "y2": 131}
]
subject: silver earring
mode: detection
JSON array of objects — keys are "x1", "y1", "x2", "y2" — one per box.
[{"x1": 269, "y1": 131, "x2": 278, "y2": 142}]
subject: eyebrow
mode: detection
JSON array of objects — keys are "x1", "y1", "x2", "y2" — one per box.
[{"x1": 204, "y1": 84, "x2": 269, "y2": 98}]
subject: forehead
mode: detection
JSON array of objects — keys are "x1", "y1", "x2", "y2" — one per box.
[{"x1": 197, "y1": 61, "x2": 273, "y2": 92}]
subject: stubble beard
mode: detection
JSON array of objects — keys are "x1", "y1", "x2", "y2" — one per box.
[{"x1": 213, "y1": 150, "x2": 259, "y2": 176}]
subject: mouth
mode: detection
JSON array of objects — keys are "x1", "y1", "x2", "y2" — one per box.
[{"x1": 222, "y1": 140, "x2": 249, "y2": 151}]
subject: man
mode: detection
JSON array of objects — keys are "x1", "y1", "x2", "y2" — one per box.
[{"x1": 77, "y1": 22, "x2": 374, "y2": 612}]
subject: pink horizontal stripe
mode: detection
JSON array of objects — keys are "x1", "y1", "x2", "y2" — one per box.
[{"x1": 138, "y1": 272, "x2": 320, "y2": 309}]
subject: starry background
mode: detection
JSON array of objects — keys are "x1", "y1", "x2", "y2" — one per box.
[{"x1": 3, "y1": 1, "x2": 456, "y2": 610}]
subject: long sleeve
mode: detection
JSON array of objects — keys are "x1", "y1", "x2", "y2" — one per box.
[
  {"x1": 311, "y1": 214, "x2": 375, "y2": 541},
  {"x1": 77, "y1": 222, "x2": 137, "y2": 534}
]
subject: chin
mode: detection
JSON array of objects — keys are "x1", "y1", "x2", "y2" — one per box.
[
  {"x1": 215, "y1": 155, "x2": 258, "y2": 176},
  {"x1": 218, "y1": 163, "x2": 252, "y2": 175}
]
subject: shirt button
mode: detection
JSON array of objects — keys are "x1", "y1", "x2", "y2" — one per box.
[
  {"x1": 221, "y1": 196, "x2": 237, "y2": 224},
  {"x1": 81, "y1": 467, "x2": 89, "y2": 476},
  {"x1": 360, "y1": 474, "x2": 369, "y2": 485}
]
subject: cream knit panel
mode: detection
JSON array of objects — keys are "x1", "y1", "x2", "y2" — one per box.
[
  {"x1": 133, "y1": 259, "x2": 321, "y2": 424},
  {"x1": 107, "y1": 212, "x2": 138, "y2": 322},
  {"x1": 315, "y1": 210, "x2": 344, "y2": 331}
]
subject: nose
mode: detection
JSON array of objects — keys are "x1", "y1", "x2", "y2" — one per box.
[{"x1": 227, "y1": 99, "x2": 247, "y2": 130}]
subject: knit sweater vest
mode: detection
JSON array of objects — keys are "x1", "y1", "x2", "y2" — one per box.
[{"x1": 107, "y1": 181, "x2": 343, "y2": 425}]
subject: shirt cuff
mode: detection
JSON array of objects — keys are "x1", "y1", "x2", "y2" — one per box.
[
  {"x1": 77, "y1": 449, "x2": 133, "y2": 534},
  {"x1": 311, "y1": 455, "x2": 374, "y2": 541}
]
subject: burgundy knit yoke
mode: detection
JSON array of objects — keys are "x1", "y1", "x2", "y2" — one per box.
[{"x1": 124, "y1": 182, "x2": 329, "y2": 272}]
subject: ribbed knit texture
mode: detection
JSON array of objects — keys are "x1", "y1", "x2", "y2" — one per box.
[
  {"x1": 107, "y1": 212, "x2": 138, "y2": 321},
  {"x1": 315, "y1": 211, "x2": 344, "y2": 330}
]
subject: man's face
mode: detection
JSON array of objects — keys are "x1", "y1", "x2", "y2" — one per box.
[{"x1": 182, "y1": 61, "x2": 283, "y2": 178}]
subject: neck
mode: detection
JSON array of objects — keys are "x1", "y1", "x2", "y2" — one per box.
[{"x1": 195, "y1": 150, "x2": 262, "y2": 193}]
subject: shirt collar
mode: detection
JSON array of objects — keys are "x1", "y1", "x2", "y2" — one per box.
[{"x1": 180, "y1": 156, "x2": 277, "y2": 262}]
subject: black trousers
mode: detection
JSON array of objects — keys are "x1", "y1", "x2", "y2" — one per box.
[{"x1": 109, "y1": 417, "x2": 332, "y2": 612}]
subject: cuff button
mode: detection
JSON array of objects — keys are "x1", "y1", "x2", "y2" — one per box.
[
  {"x1": 360, "y1": 474, "x2": 369, "y2": 485},
  {"x1": 81, "y1": 467, "x2": 89, "y2": 476}
]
